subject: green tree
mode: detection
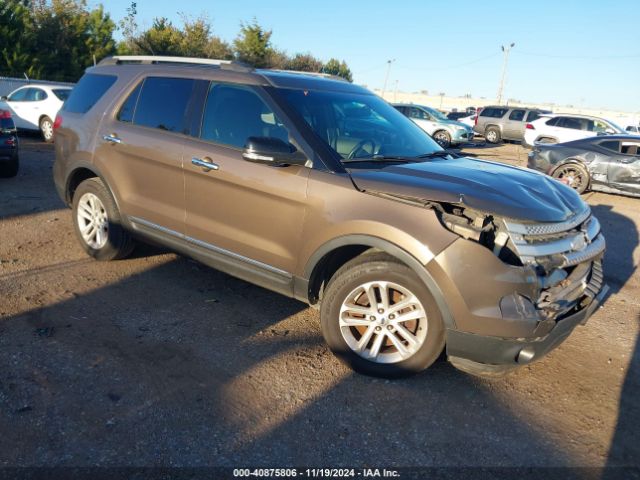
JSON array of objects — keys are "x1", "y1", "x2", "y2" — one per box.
[
  {"x1": 131, "y1": 17, "x2": 183, "y2": 56},
  {"x1": 233, "y1": 19, "x2": 273, "y2": 68},
  {"x1": 323, "y1": 58, "x2": 353, "y2": 82},
  {"x1": 0, "y1": 0, "x2": 40, "y2": 77},
  {"x1": 85, "y1": 5, "x2": 116, "y2": 64},
  {"x1": 284, "y1": 53, "x2": 323, "y2": 72}
]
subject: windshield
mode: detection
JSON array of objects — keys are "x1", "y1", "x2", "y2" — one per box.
[
  {"x1": 279, "y1": 89, "x2": 442, "y2": 162},
  {"x1": 425, "y1": 107, "x2": 448, "y2": 122}
]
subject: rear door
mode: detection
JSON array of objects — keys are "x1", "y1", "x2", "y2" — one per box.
[
  {"x1": 96, "y1": 76, "x2": 200, "y2": 234},
  {"x1": 182, "y1": 82, "x2": 310, "y2": 277},
  {"x1": 555, "y1": 117, "x2": 591, "y2": 142},
  {"x1": 503, "y1": 109, "x2": 526, "y2": 140}
]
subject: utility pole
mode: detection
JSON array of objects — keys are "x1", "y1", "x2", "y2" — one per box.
[
  {"x1": 381, "y1": 59, "x2": 395, "y2": 99},
  {"x1": 496, "y1": 43, "x2": 515, "y2": 105},
  {"x1": 393, "y1": 79, "x2": 399, "y2": 102}
]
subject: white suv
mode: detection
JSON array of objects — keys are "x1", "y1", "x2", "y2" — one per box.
[
  {"x1": 0, "y1": 84, "x2": 73, "y2": 142},
  {"x1": 523, "y1": 113, "x2": 626, "y2": 147}
]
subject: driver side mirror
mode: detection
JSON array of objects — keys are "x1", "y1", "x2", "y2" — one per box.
[
  {"x1": 0, "y1": 96, "x2": 7, "y2": 101},
  {"x1": 242, "y1": 137, "x2": 308, "y2": 167},
  {"x1": 605, "y1": 128, "x2": 615, "y2": 135}
]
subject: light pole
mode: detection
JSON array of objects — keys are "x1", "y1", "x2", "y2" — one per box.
[
  {"x1": 381, "y1": 59, "x2": 395, "y2": 98},
  {"x1": 393, "y1": 79, "x2": 399, "y2": 102},
  {"x1": 496, "y1": 43, "x2": 515, "y2": 105}
]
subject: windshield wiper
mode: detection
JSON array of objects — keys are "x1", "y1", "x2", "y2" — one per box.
[
  {"x1": 342, "y1": 155, "x2": 419, "y2": 164},
  {"x1": 415, "y1": 151, "x2": 452, "y2": 159}
]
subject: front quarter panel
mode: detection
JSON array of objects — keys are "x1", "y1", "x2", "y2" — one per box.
[{"x1": 297, "y1": 169, "x2": 458, "y2": 276}]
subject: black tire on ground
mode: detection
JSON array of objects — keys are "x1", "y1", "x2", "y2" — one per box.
[
  {"x1": 320, "y1": 252, "x2": 445, "y2": 378},
  {"x1": 72, "y1": 177, "x2": 135, "y2": 261},
  {"x1": 432, "y1": 130, "x2": 451, "y2": 149},
  {"x1": 39, "y1": 116, "x2": 54, "y2": 143},
  {"x1": 485, "y1": 126, "x2": 501, "y2": 144},
  {"x1": 552, "y1": 162, "x2": 590, "y2": 194},
  {"x1": 0, "y1": 154, "x2": 19, "y2": 178}
]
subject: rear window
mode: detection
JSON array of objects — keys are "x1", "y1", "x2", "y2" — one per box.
[
  {"x1": 526, "y1": 111, "x2": 542, "y2": 122},
  {"x1": 131, "y1": 77, "x2": 197, "y2": 133},
  {"x1": 480, "y1": 107, "x2": 508, "y2": 118},
  {"x1": 63, "y1": 73, "x2": 116, "y2": 114},
  {"x1": 53, "y1": 89, "x2": 71, "y2": 101}
]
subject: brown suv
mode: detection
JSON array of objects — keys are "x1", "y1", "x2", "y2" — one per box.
[{"x1": 53, "y1": 56, "x2": 608, "y2": 378}]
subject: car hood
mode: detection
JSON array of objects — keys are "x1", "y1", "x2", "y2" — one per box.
[{"x1": 348, "y1": 156, "x2": 586, "y2": 222}]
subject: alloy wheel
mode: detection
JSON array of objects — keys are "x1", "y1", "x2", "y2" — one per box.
[
  {"x1": 76, "y1": 192, "x2": 109, "y2": 249},
  {"x1": 339, "y1": 281, "x2": 428, "y2": 364}
]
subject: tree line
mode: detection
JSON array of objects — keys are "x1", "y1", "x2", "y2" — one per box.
[{"x1": 0, "y1": 0, "x2": 353, "y2": 82}]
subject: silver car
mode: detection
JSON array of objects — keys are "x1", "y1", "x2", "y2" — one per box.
[{"x1": 393, "y1": 104, "x2": 474, "y2": 148}]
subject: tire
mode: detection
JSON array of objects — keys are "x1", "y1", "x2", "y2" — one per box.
[
  {"x1": 0, "y1": 154, "x2": 19, "y2": 178},
  {"x1": 39, "y1": 116, "x2": 54, "y2": 143},
  {"x1": 320, "y1": 252, "x2": 445, "y2": 378},
  {"x1": 552, "y1": 162, "x2": 590, "y2": 194},
  {"x1": 432, "y1": 130, "x2": 451, "y2": 149},
  {"x1": 484, "y1": 126, "x2": 501, "y2": 144},
  {"x1": 72, "y1": 177, "x2": 135, "y2": 260}
]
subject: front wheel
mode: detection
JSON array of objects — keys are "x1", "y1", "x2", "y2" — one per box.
[
  {"x1": 552, "y1": 162, "x2": 590, "y2": 194},
  {"x1": 72, "y1": 178, "x2": 135, "y2": 260},
  {"x1": 320, "y1": 252, "x2": 445, "y2": 378},
  {"x1": 432, "y1": 130, "x2": 451, "y2": 149},
  {"x1": 40, "y1": 116, "x2": 54, "y2": 143}
]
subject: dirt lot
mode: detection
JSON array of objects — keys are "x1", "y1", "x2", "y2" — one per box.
[{"x1": 0, "y1": 137, "x2": 638, "y2": 474}]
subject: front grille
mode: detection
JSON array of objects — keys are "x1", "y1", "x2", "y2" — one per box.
[{"x1": 502, "y1": 210, "x2": 604, "y2": 268}]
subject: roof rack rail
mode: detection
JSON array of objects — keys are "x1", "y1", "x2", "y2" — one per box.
[
  {"x1": 264, "y1": 68, "x2": 348, "y2": 82},
  {"x1": 98, "y1": 55, "x2": 253, "y2": 72}
]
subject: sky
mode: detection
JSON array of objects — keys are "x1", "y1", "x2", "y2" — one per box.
[{"x1": 97, "y1": 0, "x2": 640, "y2": 112}]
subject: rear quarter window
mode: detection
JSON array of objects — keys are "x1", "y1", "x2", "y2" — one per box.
[
  {"x1": 62, "y1": 73, "x2": 117, "y2": 114},
  {"x1": 480, "y1": 107, "x2": 508, "y2": 118}
]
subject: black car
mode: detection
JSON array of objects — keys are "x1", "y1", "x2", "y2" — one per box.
[
  {"x1": 0, "y1": 110, "x2": 19, "y2": 177},
  {"x1": 527, "y1": 135, "x2": 640, "y2": 197}
]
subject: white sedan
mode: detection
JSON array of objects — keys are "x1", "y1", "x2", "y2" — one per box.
[
  {"x1": 0, "y1": 84, "x2": 72, "y2": 142},
  {"x1": 523, "y1": 113, "x2": 627, "y2": 147}
]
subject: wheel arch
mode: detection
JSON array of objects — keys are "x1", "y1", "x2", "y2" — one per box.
[
  {"x1": 65, "y1": 164, "x2": 122, "y2": 213},
  {"x1": 301, "y1": 235, "x2": 456, "y2": 329}
]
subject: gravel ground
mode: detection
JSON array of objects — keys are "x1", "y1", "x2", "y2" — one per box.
[{"x1": 0, "y1": 137, "x2": 638, "y2": 473}]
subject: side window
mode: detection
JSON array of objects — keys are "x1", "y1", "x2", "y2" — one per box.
[
  {"x1": 546, "y1": 117, "x2": 559, "y2": 126},
  {"x1": 133, "y1": 77, "x2": 196, "y2": 133},
  {"x1": 599, "y1": 140, "x2": 620, "y2": 152},
  {"x1": 557, "y1": 117, "x2": 583, "y2": 130},
  {"x1": 117, "y1": 81, "x2": 143, "y2": 123},
  {"x1": 31, "y1": 88, "x2": 47, "y2": 101},
  {"x1": 508, "y1": 109, "x2": 525, "y2": 121},
  {"x1": 200, "y1": 83, "x2": 289, "y2": 148},
  {"x1": 8, "y1": 88, "x2": 30, "y2": 102},
  {"x1": 592, "y1": 119, "x2": 609, "y2": 133},
  {"x1": 480, "y1": 108, "x2": 493, "y2": 117},
  {"x1": 63, "y1": 73, "x2": 117, "y2": 114},
  {"x1": 621, "y1": 142, "x2": 640, "y2": 156},
  {"x1": 526, "y1": 111, "x2": 541, "y2": 122},
  {"x1": 409, "y1": 107, "x2": 430, "y2": 120}
]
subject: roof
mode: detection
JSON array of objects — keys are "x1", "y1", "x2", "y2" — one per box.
[{"x1": 96, "y1": 55, "x2": 363, "y2": 94}]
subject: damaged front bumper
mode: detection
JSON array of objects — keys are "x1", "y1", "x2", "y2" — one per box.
[{"x1": 428, "y1": 206, "x2": 608, "y2": 372}]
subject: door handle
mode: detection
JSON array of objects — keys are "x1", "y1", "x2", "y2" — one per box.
[
  {"x1": 192, "y1": 157, "x2": 219, "y2": 172},
  {"x1": 103, "y1": 134, "x2": 122, "y2": 145}
]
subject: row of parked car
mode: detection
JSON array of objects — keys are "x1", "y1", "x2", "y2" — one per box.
[{"x1": 390, "y1": 102, "x2": 640, "y2": 198}]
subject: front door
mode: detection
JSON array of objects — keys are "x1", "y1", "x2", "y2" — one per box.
[
  {"x1": 503, "y1": 109, "x2": 526, "y2": 140},
  {"x1": 608, "y1": 139, "x2": 640, "y2": 195},
  {"x1": 183, "y1": 82, "x2": 309, "y2": 277}
]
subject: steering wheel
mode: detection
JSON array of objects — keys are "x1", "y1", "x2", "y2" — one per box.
[{"x1": 347, "y1": 139, "x2": 377, "y2": 160}]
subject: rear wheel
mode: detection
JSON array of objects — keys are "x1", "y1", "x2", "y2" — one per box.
[
  {"x1": 485, "y1": 126, "x2": 501, "y2": 144},
  {"x1": 39, "y1": 116, "x2": 54, "y2": 143},
  {"x1": 0, "y1": 154, "x2": 19, "y2": 178},
  {"x1": 552, "y1": 162, "x2": 590, "y2": 194},
  {"x1": 432, "y1": 130, "x2": 451, "y2": 148},
  {"x1": 320, "y1": 252, "x2": 445, "y2": 378},
  {"x1": 72, "y1": 178, "x2": 135, "y2": 260}
]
